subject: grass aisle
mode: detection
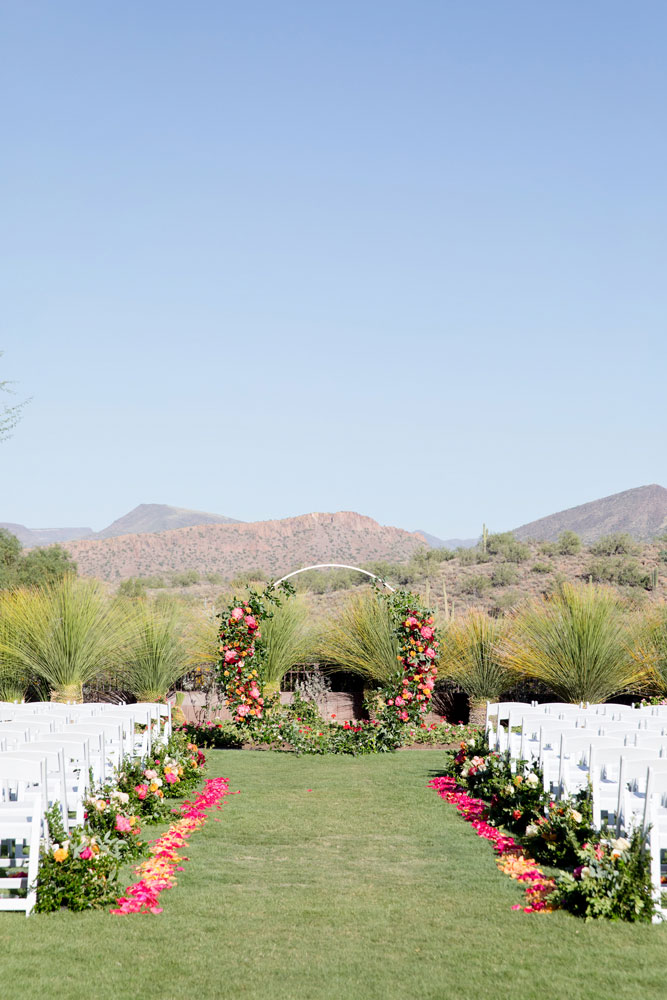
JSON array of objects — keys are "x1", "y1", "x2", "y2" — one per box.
[{"x1": 2, "y1": 750, "x2": 667, "y2": 1000}]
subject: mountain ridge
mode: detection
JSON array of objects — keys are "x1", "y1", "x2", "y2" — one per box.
[{"x1": 512, "y1": 484, "x2": 667, "y2": 543}]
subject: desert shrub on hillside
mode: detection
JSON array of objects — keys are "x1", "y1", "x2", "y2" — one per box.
[
  {"x1": 538, "y1": 541, "x2": 557, "y2": 556},
  {"x1": 557, "y1": 531, "x2": 582, "y2": 555},
  {"x1": 486, "y1": 532, "x2": 531, "y2": 563},
  {"x1": 491, "y1": 564, "x2": 519, "y2": 587},
  {"x1": 531, "y1": 562, "x2": 552, "y2": 574},
  {"x1": 589, "y1": 533, "x2": 641, "y2": 557},
  {"x1": 584, "y1": 557, "x2": 650, "y2": 589},
  {"x1": 460, "y1": 574, "x2": 491, "y2": 597}
]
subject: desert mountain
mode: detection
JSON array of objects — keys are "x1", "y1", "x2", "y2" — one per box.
[
  {"x1": 512, "y1": 484, "x2": 667, "y2": 543},
  {"x1": 0, "y1": 523, "x2": 94, "y2": 547},
  {"x1": 94, "y1": 503, "x2": 242, "y2": 539},
  {"x1": 415, "y1": 530, "x2": 477, "y2": 550},
  {"x1": 65, "y1": 511, "x2": 427, "y2": 582},
  {"x1": 2, "y1": 504, "x2": 242, "y2": 547}
]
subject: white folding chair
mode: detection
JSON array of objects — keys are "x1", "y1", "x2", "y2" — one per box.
[{"x1": 0, "y1": 795, "x2": 43, "y2": 916}]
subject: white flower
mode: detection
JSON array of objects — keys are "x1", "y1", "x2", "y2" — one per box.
[
  {"x1": 525, "y1": 824, "x2": 539, "y2": 838},
  {"x1": 111, "y1": 790, "x2": 129, "y2": 805},
  {"x1": 569, "y1": 809, "x2": 583, "y2": 824},
  {"x1": 525, "y1": 772, "x2": 540, "y2": 787},
  {"x1": 580, "y1": 866, "x2": 591, "y2": 878},
  {"x1": 611, "y1": 837, "x2": 630, "y2": 854},
  {"x1": 503, "y1": 784, "x2": 514, "y2": 796}
]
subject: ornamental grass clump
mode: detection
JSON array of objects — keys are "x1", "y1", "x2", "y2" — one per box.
[
  {"x1": 121, "y1": 603, "x2": 189, "y2": 702},
  {"x1": 260, "y1": 595, "x2": 314, "y2": 698},
  {"x1": 438, "y1": 610, "x2": 517, "y2": 727},
  {"x1": 316, "y1": 589, "x2": 399, "y2": 685},
  {"x1": 0, "y1": 576, "x2": 135, "y2": 702},
  {"x1": 499, "y1": 582, "x2": 647, "y2": 705}
]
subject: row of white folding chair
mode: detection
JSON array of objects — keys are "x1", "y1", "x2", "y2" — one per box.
[{"x1": 0, "y1": 794, "x2": 43, "y2": 917}]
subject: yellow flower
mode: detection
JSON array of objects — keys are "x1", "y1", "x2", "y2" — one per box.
[
  {"x1": 513, "y1": 775, "x2": 523, "y2": 786},
  {"x1": 53, "y1": 847, "x2": 68, "y2": 863}
]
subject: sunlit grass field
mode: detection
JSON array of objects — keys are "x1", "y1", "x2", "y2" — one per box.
[{"x1": 2, "y1": 749, "x2": 667, "y2": 1000}]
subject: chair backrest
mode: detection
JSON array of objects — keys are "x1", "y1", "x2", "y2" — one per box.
[{"x1": 0, "y1": 793, "x2": 43, "y2": 915}]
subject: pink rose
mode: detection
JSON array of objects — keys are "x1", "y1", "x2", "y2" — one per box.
[
  {"x1": 164, "y1": 772, "x2": 178, "y2": 784},
  {"x1": 231, "y1": 608, "x2": 244, "y2": 620},
  {"x1": 425, "y1": 678, "x2": 435, "y2": 690},
  {"x1": 405, "y1": 616, "x2": 418, "y2": 628},
  {"x1": 224, "y1": 649, "x2": 238, "y2": 664},
  {"x1": 244, "y1": 615, "x2": 258, "y2": 630},
  {"x1": 115, "y1": 815, "x2": 132, "y2": 834},
  {"x1": 425, "y1": 647, "x2": 436, "y2": 659},
  {"x1": 79, "y1": 846, "x2": 93, "y2": 860},
  {"x1": 399, "y1": 710, "x2": 409, "y2": 721},
  {"x1": 395, "y1": 695, "x2": 405, "y2": 707},
  {"x1": 420, "y1": 626, "x2": 434, "y2": 640},
  {"x1": 135, "y1": 784, "x2": 148, "y2": 800},
  {"x1": 237, "y1": 704, "x2": 250, "y2": 717}
]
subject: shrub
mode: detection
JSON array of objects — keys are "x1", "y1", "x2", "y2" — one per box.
[
  {"x1": 531, "y1": 563, "x2": 553, "y2": 574},
  {"x1": 589, "y1": 533, "x2": 641, "y2": 557},
  {"x1": 499, "y1": 583, "x2": 647, "y2": 704},
  {"x1": 316, "y1": 590, "x2": 399, "y2": 684},
  {"x1": 538, "y1": 541, "x2": 557, "y2": 557},
  {"x1": 486, "y1": 533, "x2": 531, "y2": 563},
  {"x1": 491, "y1": 565, "x2": 519, "y2": 588},
  {"x1": 460, "y1": 574, "x2": 491, "y2": 596},
  {"x1": 438, "y1": 611, "x2": 516, "y2": 726},
  {"x1": 549, "y1": 828, "x2": 654, "y2": 922},
  {"x1": 557, "y1": 531, "x2": 582, "y2": 555},
  {"x1": 584, "y1": 557, "x2": 650, "y2": 589}
]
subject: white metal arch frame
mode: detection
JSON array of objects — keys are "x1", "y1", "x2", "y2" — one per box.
[{"x1": 272, "y1": 563, "x2": 395, "y2": 592}]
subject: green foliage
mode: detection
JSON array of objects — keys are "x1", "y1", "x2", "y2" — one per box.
[
  {"x1": 589, "y1": 533, "x2": 641, "y2": 557},
  {"x1": 531, "y1": 562, "x2": 553, "y2": 574},
  {"x1": 500, "y1": 582, "x2": 648, "y2": 703},
  {"x1": 120, "y1": 603, "x2": 189, "y2": 701},
  {"x1": 550, "y1": 828, "x2": 654, "y2": 922},
  {"x1": 584, "y1": 557, "x2": 651, "y2": 589},
  {"x1": 0, "y1": 576, "x2": 135, "y2": 701},
  {"x1": 538, "y1": 541, "x2": 557, "y2": 556},
  {"x1": 171, "y1": 568, "x2": 200, "y2": 587},
  {"x1": 525, "y1": 789, "x2": 595, "y2": 868},
  {"x1": 557, "y1": 531, "x2": 582, "y2": 555},
  {"x1": 261, "y1": 596, "x2": 314, "y2": 688},
  {"x1": 178, "y1": 720, "x2": 244, "y2": 748},
  {"x1": 486, "y1": 532, "x2": 531, "y2": 563},
  {"x1": 491, "y1": 564, "x2": 519, "y2": 587},
  {"x1": 0, "y1": 530, "x2": 76, "y2": 589},
  {"x1": 459, "y1": 573, "x2": 491, "y2": 596},
  {"x1": 316, "y1": 590, "x2": 399, "y2": 684},
  {"x1": 117, "y1": 577, "x2": 147, "y2": 599},
  {"x1": 439, "y1": 610, "x2": 516, "y2": 704},
  {"x1": 456, "y1": 547, "x2": 482, "y2": 566},
  {"x1": 35, "y1": 805, "x2": 122, "y2": 913}
]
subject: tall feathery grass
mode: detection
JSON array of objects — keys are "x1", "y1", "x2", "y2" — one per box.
[
  {"x1": 0, "y1": 600, "x2": 35, "y2": 701},
  {"x1": 0, "y1": 576, "x2": 135, "y2": 702},
  {"x1": 316, "y1": 590, "x2": 399, "y2": 685},
  {"x1": 499, "y1": 582, "x2": 647, "y2": 704},
  {"x1": 120, "y1": 603, "x2": 190, "y2": 702},
  {"x1": 261, "y1": 596, "x2": 313, "y2": 696},
  {"x1": 632, "y1": 604, "x2": 667, "y2": 693},
  {"x1": 438, "y1": 610, "x2": 516, "y2": 726}
]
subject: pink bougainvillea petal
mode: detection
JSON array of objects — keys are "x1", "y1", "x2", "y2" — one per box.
[{"x1": 111, "y1": 777, "x2": 230, "y2": 916}]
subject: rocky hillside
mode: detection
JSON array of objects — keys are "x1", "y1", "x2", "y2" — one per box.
[
  {"x1": 513, "y1": 485, "x2": 667, "y2": 543},
  {"x1": 65, "y1": 511, "x2": 426, "y2": 581}
]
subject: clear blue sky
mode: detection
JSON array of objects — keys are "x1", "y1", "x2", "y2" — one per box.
[{"x1": 1, "y1": 1, "x2": 665, "y2": 540}]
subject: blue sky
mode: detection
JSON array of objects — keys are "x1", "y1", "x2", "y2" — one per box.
[{"x1": 1, "y1": 1, "x2": 665, "y2": 539}]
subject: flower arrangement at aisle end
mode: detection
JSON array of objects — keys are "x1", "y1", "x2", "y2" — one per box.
[
  {"x1": 83, "y1": 787, "x2": 147, "y2": 861},
  {"x1": 116, "y1": 733, "x2": 208, "y2": 821},
  {"x1": 383, "y1": 590, "x2": 439, "y2": 726},
  {"x1": 216, "y1": 583, "x2": 291, "y2": 725}
]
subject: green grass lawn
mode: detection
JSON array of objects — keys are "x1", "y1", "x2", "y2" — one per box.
[{"x1": 2, "y1": 749, "x2": 667, "y2": 1000}]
